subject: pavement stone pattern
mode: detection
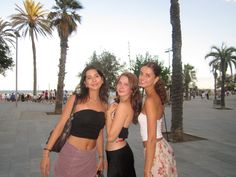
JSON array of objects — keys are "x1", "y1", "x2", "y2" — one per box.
[{"x1": 0, "y1": 96, "x2": 236, "y2": 177}]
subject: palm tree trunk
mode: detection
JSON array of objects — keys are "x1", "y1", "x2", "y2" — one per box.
[
  {"x1": 186, "y1": 86, "x2": 189, "y2": 100},
  {"x1": 220, "y1": 59, "x2": 226, "y2": 108},
  {"x1": 54, "y1": 37, "x2": 68, "y2": 114},
  {"x1": 170, "y1": 0, "x2": 184, "y2": 142},
  {"x1": 214, "y1": 70, "x2": 217, "y2": 101},
  {"x1": 30, "y1": 28, "x2": 37, "y2": 96}
]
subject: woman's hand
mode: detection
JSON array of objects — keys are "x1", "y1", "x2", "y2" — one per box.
[
  {"x1": 106, "y1": 103, "x2": 118, "y2": 118},
  {"x1": 40, "y1": 154, "x2": 50, "y2": 177},
  {"x1": 144, "y1": 171, "x2": 153, "y2": 177},
  {"x1": 96, "y1": 157, "x2": 104, "y2": 174}
]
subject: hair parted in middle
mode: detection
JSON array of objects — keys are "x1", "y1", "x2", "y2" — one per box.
[{"x1": 77, "y1": 65, "x2": 108, "y2": 104}]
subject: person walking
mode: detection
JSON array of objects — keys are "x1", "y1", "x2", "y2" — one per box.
[
  {"x1": 106, "y1": 72, "x2": 142, "y2": 177},
  {"x1": 40, "y1": 65, "x2": 108, "y2": 177},
  {"x1": 138, "y1": 62, "x2": 178, "y2": 177}
]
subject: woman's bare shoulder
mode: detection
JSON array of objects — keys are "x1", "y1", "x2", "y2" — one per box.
[
  {"x1": 101, "y1": 102, "x2": 108, "y2": 112},
  {"x1": 116, "y1": 101, "x2": 132, "y2": 112}
]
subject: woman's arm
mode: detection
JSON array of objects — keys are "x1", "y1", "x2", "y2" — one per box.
[
  {"x1": 44, "y1": 94, "x2": 76, "y2": 151},
  {"x1": 40, "y1": 94, "x2": 76, "y2": 177},
  {"x1": 144, "y1": 96, "x2": 162, "y2": 176},
  {"x1": 106, "y1": 103, "x2": 127, "y2": 142},
  {"x1": 96, "y1": 129, "x2": 104, "y2": 171}
]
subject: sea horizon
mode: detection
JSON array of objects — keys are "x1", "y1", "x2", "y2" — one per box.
[{"x1": 0, "y1": 90, "x2": 74, "y2": 94}]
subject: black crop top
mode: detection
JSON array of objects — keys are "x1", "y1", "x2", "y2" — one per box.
[
  {"x1": 118, "y1": 127, "x2": 128, "y2": 139},
  {"x1": 70, "y1": 109, "x2": 105, "y2": 140}
]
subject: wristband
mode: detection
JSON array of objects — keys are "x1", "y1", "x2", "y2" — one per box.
[{"x1": 43, "y1": 147, "x2": 51, "y2": 152}]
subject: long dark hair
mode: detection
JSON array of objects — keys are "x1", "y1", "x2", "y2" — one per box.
[
  {"x1": 76, "y1": 65, "x2": 108, "y2": 104},
  {"x1": 115, "y1": 72, "x2": 142, "y2": 124},
  {"x1": 142, "y1": 62, "x2": 167, "y2": 105}
]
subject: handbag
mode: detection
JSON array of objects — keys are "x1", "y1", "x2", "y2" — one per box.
[
  {"x1": 45, "y1": 95, "x2": 78, "y2": 152},
  {"x1": 95, "y1": 170, "x2": 104, "y2": 177}
]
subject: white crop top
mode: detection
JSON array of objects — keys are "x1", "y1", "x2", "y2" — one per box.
[{"x1": 138, "y1": 112, "x2": 163, "y2": 141}]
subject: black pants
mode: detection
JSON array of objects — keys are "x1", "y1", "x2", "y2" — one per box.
[{"x1": 106, "y1": 143, "x2": 136, "y2": 177}]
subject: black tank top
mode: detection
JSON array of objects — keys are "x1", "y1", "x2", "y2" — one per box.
[
  {"x1": 70, "y1": 109, "x2": 105, "y2": 139},
  {"x1": 118, "y1": 127, "x2": 128, "y2": 139}
]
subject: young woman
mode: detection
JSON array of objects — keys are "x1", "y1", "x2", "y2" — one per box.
[
  {"x1": 138, "y1": 62, "x2": 178, "y2": 177},
  {"x1": 40, "y1": 65, "x2": 108, "y2": 177},
  {"x1": 106, "y1": 72, "x2": 142, "y2": 177}
]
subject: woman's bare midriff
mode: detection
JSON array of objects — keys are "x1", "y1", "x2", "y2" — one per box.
[
  {"x1": 106, "y1": 139, "x2": 126, "y2": 151},
  {"x1": 67, "y1": 135, "x2": 96, "y2": 150},
  {"x1": 143, "y1": 137, "x2": 163, "y2": 148}
]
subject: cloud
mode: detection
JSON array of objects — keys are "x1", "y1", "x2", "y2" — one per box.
[{"x1": 224, "y1": 0, "x2": 236, "y2": 2}]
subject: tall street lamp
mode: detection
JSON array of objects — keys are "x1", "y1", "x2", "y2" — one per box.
[{"x1": 14, "y1": 31, "x2": 20, "y2": 107}]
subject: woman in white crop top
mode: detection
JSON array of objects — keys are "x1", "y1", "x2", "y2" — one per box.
[{"x1": 138, "y1": 62, "x2": 178, "y2": 177}]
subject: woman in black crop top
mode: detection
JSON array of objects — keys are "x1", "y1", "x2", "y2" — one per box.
[
  {"x1": 106, "y1": 72, "x2": 142, "y2": 177},
  {"x1": 40, "y1": 65, "x2": 108, "y2": 177}
]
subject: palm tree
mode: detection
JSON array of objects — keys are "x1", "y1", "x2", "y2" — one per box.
[
  {"x1": 205, "y1": 43, "x2": 236, "y2": 108},
  {"x1": 0, "y1": 18, "x2": 15, "y2": 76},
  {"x1": 210, "y1": 63, "x2": 220, "y2": 101},
  {"x1": 0, "y1": 42, "x2": 14, "y2": 76},
  {"x1": 10, "y1": 0, "x2": 52, "y2": 96},
  {"x1": 48, "y1": 0, "x2": 83, "y2": 114},
  {"x1": 170, "y1": 0, "x2": 183, "y2": 142},
  {"x1": 183, "y1": 64, "x2": 196, "y2": 100},
  {"x1": 0, "y1": 18, "x2": 15, "y2": 48}
]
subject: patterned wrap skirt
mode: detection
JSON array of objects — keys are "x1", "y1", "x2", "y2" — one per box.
[
  {"x1": 54, "y1": 142, "x2": 97, "y2": 177},
  {"x1": 106, "y1": 143, "x2": 136, "y2": 177},
  {"x1": 145, "y1": 138, "x2": 178, "y2": 177}
]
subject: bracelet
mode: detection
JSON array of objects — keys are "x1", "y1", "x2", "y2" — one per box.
[
  {"x1": 43, "y1": 147, "x2": 51, "y2": 152},
  {"x1": 98, "y1": 155, "x2": 104, "y2": 158}
]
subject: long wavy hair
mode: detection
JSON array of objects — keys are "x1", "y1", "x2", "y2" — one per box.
[
  {"x1": 76, "y1": 65, "x2": 108, "y2": 104},
  {"x1": 115, "y1": 72, "x2": 142, "y2": 124},
  {"x1": 142, "y1": 62, "x2": 167, "y2": 105}
]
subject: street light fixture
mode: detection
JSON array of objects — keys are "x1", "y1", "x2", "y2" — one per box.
[{"x1": 14, "y1": 30, "x2": 20, "y2": 107}]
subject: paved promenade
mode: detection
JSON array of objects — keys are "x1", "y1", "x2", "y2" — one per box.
[{"x1": 0, "y1": 96, "x2": 236, "y2": 177}]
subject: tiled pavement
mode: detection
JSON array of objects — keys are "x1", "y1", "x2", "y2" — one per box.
[{"x1": 0, "y1": 95, "x2": 236, "y2": 177}]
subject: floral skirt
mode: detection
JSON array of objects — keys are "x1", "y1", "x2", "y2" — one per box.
[
  {"x1": 54, "y1": 142, "x2": 97, "y2": 177},
  {"x1": 145, "y1": 138, "x2": 178, "y2": 177}
]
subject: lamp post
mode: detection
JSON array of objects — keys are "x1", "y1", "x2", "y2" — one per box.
[
  {"x1": 165, "y1": 48, "x2": 172, "y2": 70},
  {"x1": 14, "y1": 31, "x2": 20, "y2": 107}
]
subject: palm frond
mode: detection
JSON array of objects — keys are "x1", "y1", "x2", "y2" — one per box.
[
  {"x1": 10, "y1": 0, "x2": 52, "y2": 38},
  {"x1": 48, "y1": 0, "x2": 83, "y2": 38},
  {"x1": 0, "y1": 18, "x2": 15, "y2": 47}
]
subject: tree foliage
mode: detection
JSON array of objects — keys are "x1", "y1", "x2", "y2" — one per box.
[
  {"x1": 217, "y1": 74, "x2": 235, "y2": 91},
  {"x1": 183, "y1": 64, "x2": 196, "y2": 100},
  {"x1": 11, "y1": 0, "x2": 52, "y2": 95},
  {"x1": 205, "y1": 43, "x2": 236, "y2": 107},
  {"x1": 130, "y1": 52, "x2": 170, "y2": 87},
  {"x1": 85, "y1": 51, "x2": 125, "y2": 91},
  {"x1": 0, "y1": 42, "x2": 14, "y2": 76},
  {"x1": 0, "y1": 18, "x2": 15, "y2": 47},
  {"x1": 48, "y1": 0, "x2": 83, "y2": 114}
]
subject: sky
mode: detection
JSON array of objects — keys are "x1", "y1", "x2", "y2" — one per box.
[{"x1": 0, "y1": 0, "x2": 236, "y2": 92}]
